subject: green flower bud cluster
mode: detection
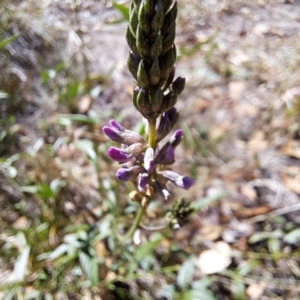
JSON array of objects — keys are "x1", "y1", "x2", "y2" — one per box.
[
  {"x1": 126, "y1": 0, "x2": 185, "y2": 122},
  {"x1": 166, "y1": 198, "x2": 193, "y2": 228}
]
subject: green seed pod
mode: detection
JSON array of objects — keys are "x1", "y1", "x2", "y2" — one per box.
[
  {"x1": 137, "y1": 88, "x2": 152, "y2": 117},
  {"x1": 129, "y1": 9, "x2": 138, "y2": 36},
  {"x1": 136, "y1": 27, "x2": 149, "y2": 57},
  {"x1": 150, "y1": 31, "x2": 162, "y2": 59},
  {"x1": 163, "y1": 0, "x2": 173, "y2": 13},
  {"x1": 160, "y1": 46, "x2": 176, "y2": 78},
  {"x1": 151, "y1": 87, "x2": 163, "y2": 112},
  {"x1": 137, "y1": 60, "x2": 151, "y2": 89},
  {"x1": 149, "y1": 58, "x2": 160, "y2": 85},
  {"x1": 162, "y1": 2, "x2": 177, "y2": 35},
  {"x1": 127, "y1": 51, "x2": 140, "y2": 80},
  {"x1": 138, "y1": 4, "x2": 151, "y2": 36},
  {"x1": 126, "y1": 26, "x2": 138, "y2": 54},
  {"x1": 159, "y1": 91, "x2": 177, "y2": 113},
  {"x1": 144, "y1": 0, "x2": 154, "y2": 16},
  {"x1": 162, "y1": 23, "x2": 176, "y2": 55},
  {"x1": 170, "y1": 76, "x2": 185, "y2": 95},
  {"x1": 151, "y1": 0, "x2": 164, "y2": 33},
  {"x1": 162, "y1": 67, "x2": 175, "y2": 91}
]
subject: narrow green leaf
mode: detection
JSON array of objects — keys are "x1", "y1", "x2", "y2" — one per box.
[
  {"x1": 284, "y1": 228, "x2": 300, "y2": 244},
  {"x1": 135, "y1": 235, "x2": 162, "y2": 260},
  {"x1": 0, "y1": 33, "x2": 19, "y2": 49},
  {"x1": 191, "y1": 192, "x2": 227, "y2": 212},
  {"x1": 112, "y1": 2, "x2": 129, "y2": 21},
  {"x1": 74, "y1": 139, "x2": 97, "y2": 160}
]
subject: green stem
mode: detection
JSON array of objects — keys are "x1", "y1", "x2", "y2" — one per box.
[
  {"x1": 148, "y1": 119, "x2": 157, "y2": 149},
  {"x1": 115, "y1": 206, "x2": 146, "y2": 243}
]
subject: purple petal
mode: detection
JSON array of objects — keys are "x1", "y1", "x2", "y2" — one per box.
[
  {"x1": 138, "y1": 173, "x2": 149, "y2": 189},
  {"x1": 144, "y1": 147, "x2": 155, "y2": 172},
  {"x1": 115, "y1": 165, "x2": 145, "y2": 181},
  {"x1": 102, "y1": 126, "x2": 123, "y2": 143},
  {"x1": 169, "y1": 129, "x2": 183, "y2": 148},
  {"x1": 115, "y1": 168, "x2": 131, "y2": 181},
  {"x1": 107, "y1": 147, "x2": 132, "y2": 163},
  {"x1": 109, "y1": 119, "x2": 123, "y2": 131},
  {"x1": 158, "y1": 170, "x2": 194, "y2": 190}
]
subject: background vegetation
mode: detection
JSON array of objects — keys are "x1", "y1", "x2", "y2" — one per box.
[{"x1": 1, "y1": 0, "x2": 300, "y2": 299}]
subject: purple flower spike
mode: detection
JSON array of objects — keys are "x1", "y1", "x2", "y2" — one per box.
[
  {"x1": 102, "y1": 126, "x2": 123, "y2": 143},
  {"x1": 107, "y1": 147, "x2": 132, "y2": 163},
  {"x1": 138, "y1": 173, "x2": 149, "y2": 189},
  {"x1": 169, "y1": 129, "x2": 183, "y2": 148},
  {"x1": 115, "y1": 165, "x2": 145, "y2": 181},
  {"x1": 144, "y1": 147, "x2": 155, "y2": 172},
  {"x1": 158, "y1": 170, "x2": 194, "y2": 190}
]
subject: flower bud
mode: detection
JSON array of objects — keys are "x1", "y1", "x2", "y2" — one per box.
[
  {"x1": 170, "y1": 76, "x2": 185, "y2": 96},
  {"x1": 138, "y1": 5, "x2": 151, "y2": 36},
  {"x1": 163, "y1": 0, "x2": 173, "y2": 13},
  {"x1": 129, "y1": 8, "x2": 138, "y2": 36},
  {"x1": 162, "y1": 2, "x2": 177, "y2": 35},
  {"x1": 159, "y1": 91, "x2": 177, "y2": 113},
  {"x1": 151, "y1": 87, "x2": 163, "y2": 112},
  {"x1": 150, "y1": 31, "x2": 162, "y2": 59},
  {"x1": 135, "y1": 88, "x2": 152, "y2": 117},
  {"x1": 126, "y1": 142, "x2": 145, "y2": 157},
  {"x1": 156, "y1": 107, "x2": 179, "y2": 141},
  {"x1": 136, "y1": 27, "x2": 149, "y2": 57},
  {"x1": 143, "y1": 0, "x2": 154, "y2": 15},
  {"x1": 160, "y1": 47, "x2": 176, "y2": 78},
  {"x1": 137, "y1": 60, "x2": 151, "y2": 89},
  {"x1": 149, "y1": 58, "x2": 161, "y2": 85},
  {"x1": 158, "y1": 170, "x2": 194, "y2": 190},
  {"x1": 151, "y1": 0, "x2": 164, "y2": 33},
  {"x1": 169, "y1": 129, "x2": 183, "y2": 148},
  {"x1": 127, "y1": 51, "x2": 140, "y2": 80},
  {"x1": 126, "y1": 26, "x2": 138, "y2": 54},
  {"x1": 162, "y1": 23, "x2": 176, "y2": 55}
]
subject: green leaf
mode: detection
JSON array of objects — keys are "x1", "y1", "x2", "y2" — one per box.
[
  {"x1": 49, "y1": 244, "x2": 70, "y2": 260},
  {"x1": 248, "y1": 230, "x2": 284, "y2": 244},
  {"x1": 57, "y1": 114, "x2": 98, "y2": 125},
  {"x1": 284, "y1": 228, "x2": 300, "y2": 244},
  {"x1": 79, "y1": 252, "x2": 99, "y2": 284},
  {"x1": 14, "y1": 245, "x2": 30, "y2": 282},
  {"x1": 177, "y1": 256, "x2": 195, "y2": 289},
  {"x1": 181, "y1": 289, "x2": 216, "y2": 300},
  {"x1": 135, "y1": 234, "x2": 162, "y2": 260},
  {"x1": 0, "y1": 33, "x2": 20, "y2": 49},
  {"x1": 112, "y1": 2, "x2": 129, "y2": 21},
  {"x1": 191, "y1": 192, "x2": 227, "y2": 212},
  {"x1": 231, "y1": 281, "x2": 246, "y2": 300},
  {"x1": 268, "y1": 238, "x2": 281, "y2": 255}
]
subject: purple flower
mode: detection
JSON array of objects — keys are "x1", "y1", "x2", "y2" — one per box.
[
  {"x1": 107, "y1": 147, "x2": 133, "y2": 163},
  {"x1": 156, "y1": 107, "x2": 179, "y2": 142},
  {"x1": 102, "y1": 119, "x2": 145, "y2": 145},
  {"x1": 158, "y1": 170, "x2": 194, "y2": 190},
  {"x1": 156, "y1": 146, "x2": 175, "y2": 165},
  {"x1": 138, "y1": 173, "x2": 149, "y2": 190},
  {"x1": 115, "y1": 165, "x2": 145, "y2": 181},
  {"x1": 169, "y1": 129, "x2": 183, "y2": 148},
  {"x1": 144, "y1": 147, "x2": 155, "y2": 172}
]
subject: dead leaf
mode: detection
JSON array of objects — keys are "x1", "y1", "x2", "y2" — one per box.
[
  {"x1": 282, "y1": 174, "x2": 300, "y2": 194},
  {"x1": 197, "y1": 241, "x2": 231, "y2": 275}
]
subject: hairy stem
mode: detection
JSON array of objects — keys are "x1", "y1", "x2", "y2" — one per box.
[{"x1": 123, "y1": 206, "x2": 146, "y2": 240}]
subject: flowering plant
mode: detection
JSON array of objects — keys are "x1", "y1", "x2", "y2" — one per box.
[{"x1": 102, "y1": 0, "x2": 194, "y2": 237}]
